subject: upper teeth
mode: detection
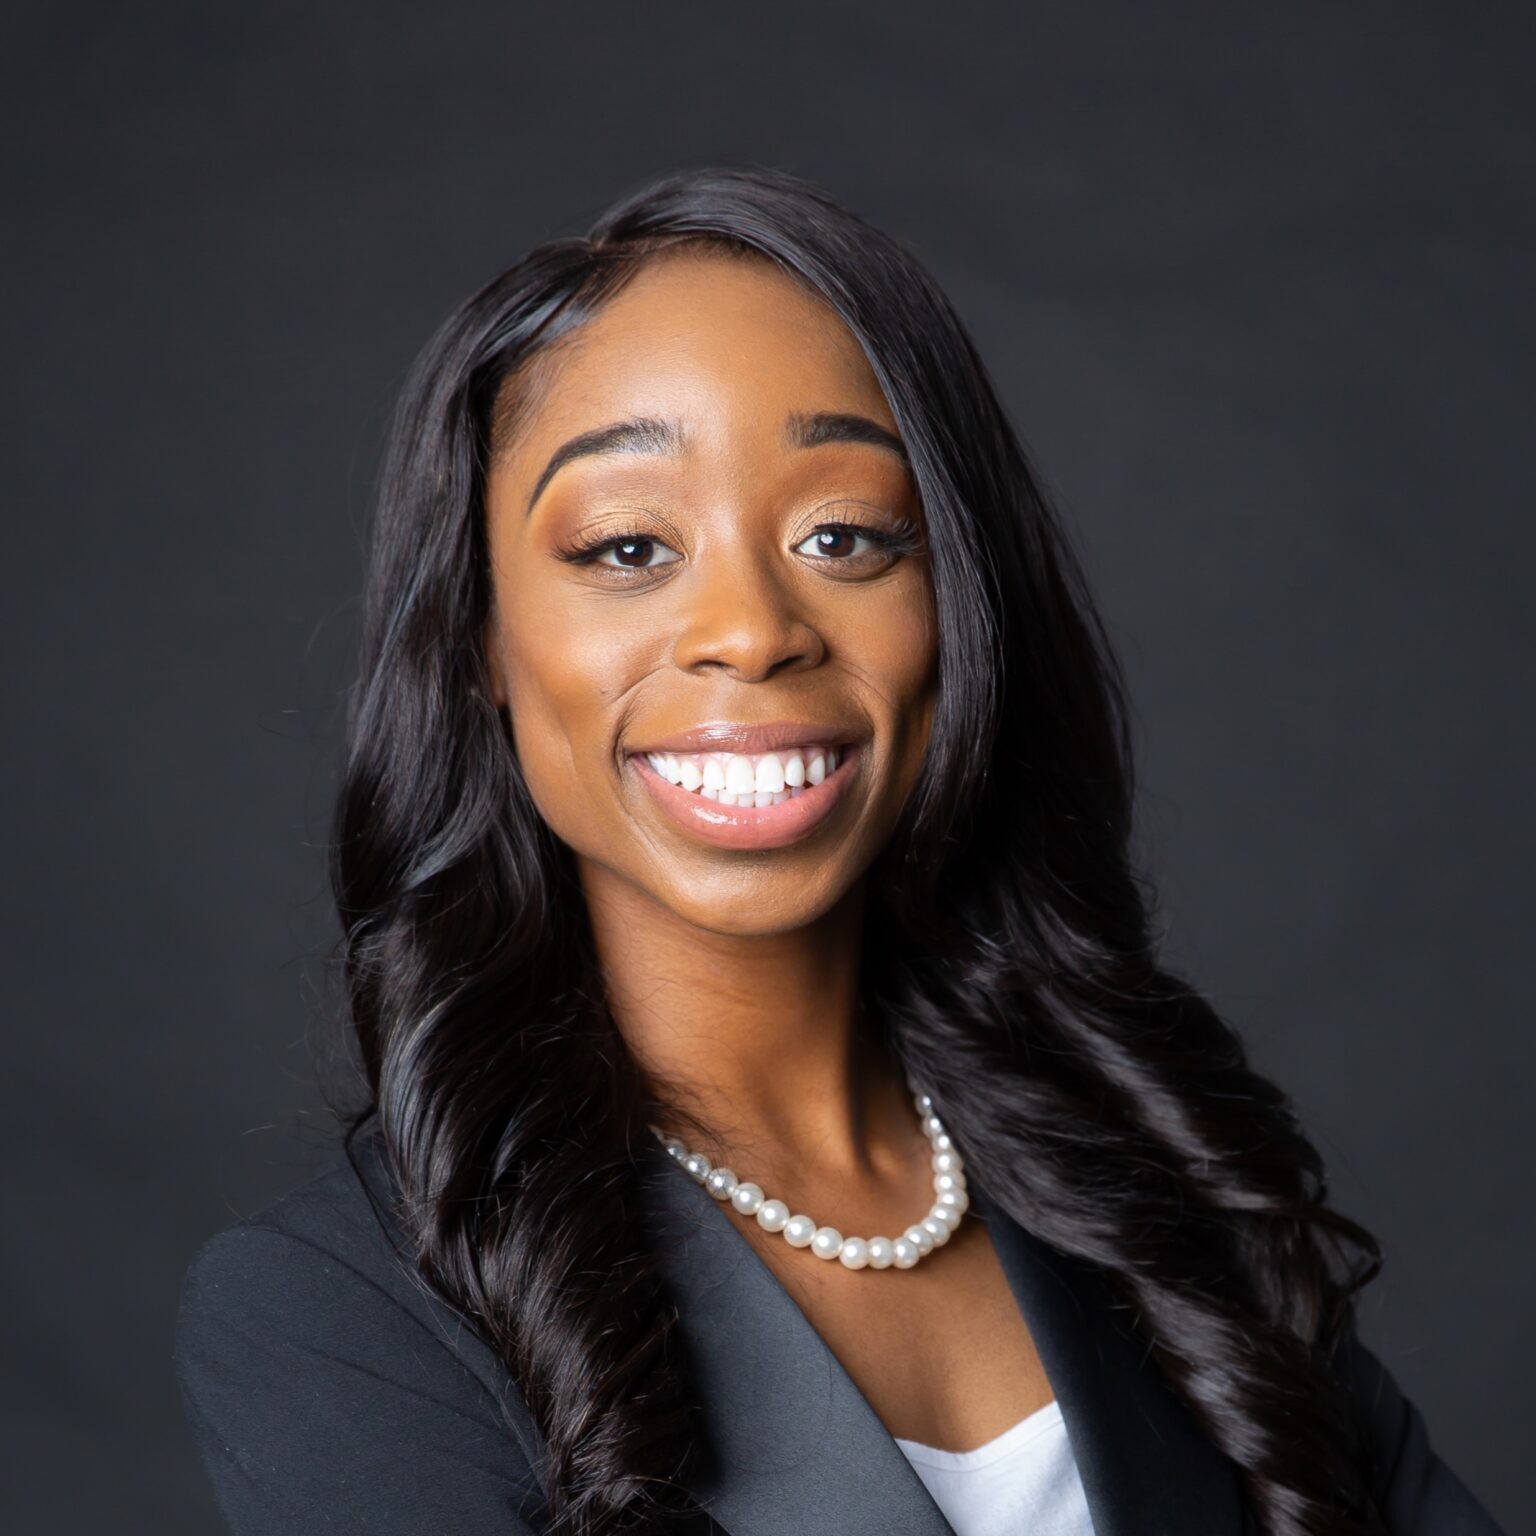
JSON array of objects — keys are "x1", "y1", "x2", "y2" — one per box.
[{"x1": 642, "y1": 746, "x2": 842, "y2": 805}]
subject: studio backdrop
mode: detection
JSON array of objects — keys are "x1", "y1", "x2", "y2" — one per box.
[{"x1": 1, "y1": 5, "x2": 1528, "y2": 1531}]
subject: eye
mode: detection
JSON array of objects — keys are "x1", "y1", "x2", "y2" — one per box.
[
  {"x1": 588, "y1": 536, "x2": 682, "y2": 569},
  {"x1": 792, "y1": 521, "x2": 917, "y2": 564}
]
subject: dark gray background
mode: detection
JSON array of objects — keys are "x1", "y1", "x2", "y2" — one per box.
[{"x1": 3, "y1": 3, "x2": 1529, "y2": 1529}]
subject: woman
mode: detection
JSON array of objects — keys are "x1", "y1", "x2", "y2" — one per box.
[{"x1": 174, "y1": 165, "x2": 1506, "y2": 1536}]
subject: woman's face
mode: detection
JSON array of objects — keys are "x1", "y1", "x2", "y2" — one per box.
[{"x1": 482, "y1": 248, "x2": 938, "y2": 937}]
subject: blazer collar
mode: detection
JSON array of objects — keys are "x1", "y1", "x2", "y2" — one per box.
[{"x1": 638, "y1": 1137, "x2": 1247, "y2": 1536}]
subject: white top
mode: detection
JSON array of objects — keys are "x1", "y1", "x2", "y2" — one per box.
[{"x1": 893, "y1": 1399, "x2": 1095, "y2": 1536}]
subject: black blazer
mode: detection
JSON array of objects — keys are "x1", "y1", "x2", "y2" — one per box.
[{"x1": 173, "y1": 1128, "x2": 1506, "y2": 1535}]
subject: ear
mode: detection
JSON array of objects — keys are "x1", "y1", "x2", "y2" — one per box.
[{"x1": 482, "y1": 617, "x2": 507, "y2": 710}]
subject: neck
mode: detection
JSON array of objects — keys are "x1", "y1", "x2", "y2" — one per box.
[{"x1": 578, "y1": 862, "x2": 910, "y2": 1178}]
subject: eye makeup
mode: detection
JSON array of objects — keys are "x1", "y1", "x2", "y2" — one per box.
[{"x1": 552, "y1": 508, "x2": 924, "y2": 583}]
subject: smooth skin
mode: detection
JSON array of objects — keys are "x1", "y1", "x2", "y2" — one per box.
[{"x1": 482, "y1": 246, "x2": 1053, "y2": 1453}]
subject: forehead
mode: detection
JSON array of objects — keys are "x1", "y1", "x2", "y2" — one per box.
[{"x1": 494, "y1": 249, "x2": 897, "y2": 468}]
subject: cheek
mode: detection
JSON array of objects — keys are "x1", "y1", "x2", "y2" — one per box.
[
  {"x1": 850, "y1": 573, "x2": 939, "y2": 712},
  {"x1": 857, "y1": 576, "x2": 940, "y2": 793},
  {"x1": 494, "y1": 601, "x2": 655, "y2": 830},
  {"x1": 890, "y1": 587, "x2": 940, "y2": 692},
  {"x1": 898, "y1": 627, "x2": 941, "y2": 770}
]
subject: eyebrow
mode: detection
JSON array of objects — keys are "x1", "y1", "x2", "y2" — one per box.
[{"x1": 523, "y1": 410, "x2": 910, "y2": 517}]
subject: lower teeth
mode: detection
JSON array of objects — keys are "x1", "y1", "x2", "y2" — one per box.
[{"x1": 699, "y1": 787, "x2": 806, "y2": 807}]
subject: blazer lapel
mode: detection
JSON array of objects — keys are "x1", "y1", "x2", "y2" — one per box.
[
  {"x1": 639, "y1": 1136, "x2": 955, "y2": 1536},
  {"x1": 641, "y1": 1140, "x2": 1249, "y2": 1536},
  {"x1": 973, "y1": 1181, "x2": 1250, "y2": 1536}
]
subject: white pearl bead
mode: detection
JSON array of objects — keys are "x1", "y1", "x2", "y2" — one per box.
[
  {"x1": 931, "y1": 1131, "x2": 953, "y2": 1152},
  {"x1": 921, "y1": 1216, "x2": 951, "y2": 1246},
  {"x1": 756, "y1": 1198, "x2": 789, "y2": 1232},
  {"x1": 866, "y1": 1237, "x2": 895, "y2": 1269},
  {"x1": 663, "y1": 1137, "x2": 688, "y2": 1160},
  {"x1": 683, "y1": 1152, "x2": 712, "y2": 1181},
  {"x1": 731, "y1": 1181, "x2": 765, "y2": 1215},
  {"x1": 891, "y1": 1237, "x2": 920, "y2": 1269},
  {"x1": 936, "y1": 1187, "x2": 969, "y2": 1215},
  {"x1": 705, "y1": 1167, "x2": 738, "y2": 1200},
  {"x1": 931, "y1": 1202, "x2": 962, "y2": 1229},
  {"x1": 932, "y1": 1150, "x2": 959, "y2": 1175},
  {"x1": 934, "y1": 1171, "x2": 964, "y2": 1194},
  {"x1": 904, "y1": 1224, "x2": 934, "y2": 1256},
  {"x1": 922, "y1": 1113, "x2": 944, "y2": 1138},
  {"x1": 839, "y1": 1237, "x2": 870, "y2": 1269},
  {"x1": 914, "y1": 1092, "x2": 934, "y2": 1114},
  {"x1": 810, "y1": 1226, "x2": 844, "y2": 1260},
  {"x1": 783, "y1": 1214, "x2": 816, "y2": 1247}
]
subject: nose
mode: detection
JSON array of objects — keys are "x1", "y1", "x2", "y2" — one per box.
[{"x1": 671, "y1": 548, "x2": 825, "y2": 682}]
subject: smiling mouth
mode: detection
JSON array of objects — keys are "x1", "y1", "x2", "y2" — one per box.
[
  {"x1": 627, "y1": 741, "x2": 861, "y2": 851},
  {"x1": 638, "y1": 743, "x2": 845, "y2": 805}
]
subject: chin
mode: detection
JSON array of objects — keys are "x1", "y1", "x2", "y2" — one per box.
[{"x1": 660, "y1": 882, "x2": 849, "y2": 940}]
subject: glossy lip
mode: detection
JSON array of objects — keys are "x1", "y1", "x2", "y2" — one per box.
[
  {"x1": 628, "y1": 739, "x2": 864, "y2": 851},
  {"x1": 628, "y1": 719, "x2": 853, "y2": 755}
]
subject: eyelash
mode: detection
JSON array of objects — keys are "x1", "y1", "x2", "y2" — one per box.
[{"x1": 556, "y1": 517, "x2": 923, "y2": 574}]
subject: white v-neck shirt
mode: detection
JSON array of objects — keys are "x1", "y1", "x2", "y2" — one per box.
[{"x1": 893, "y1": 1398, "x2": 1094, "y2": 1536}]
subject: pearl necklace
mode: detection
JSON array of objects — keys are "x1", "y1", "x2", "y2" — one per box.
[{"x1": 649, "y1": 1078, "x2": 969, "y2": 1270}]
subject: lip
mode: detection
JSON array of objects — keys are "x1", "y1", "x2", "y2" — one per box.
[
  {"x1": 627, "y1": 720, "x2": 854, "y2": 755},
  {"x1": 628, "y1": 739, "x2": 864, "y2": 851}
]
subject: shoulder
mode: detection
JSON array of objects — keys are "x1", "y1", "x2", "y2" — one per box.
[
  {"x1": 173, "y1": 1131, "x2": 549, "y2": 1534},
  {"x1": 178, "y1": 1133, "x2": 427, "y2": 1341},
  {"x1": 1329, "y1": 1311, "x2": 1508, "y2": 1534},
  {"x1": 177, "y1": 1133, "x2": 438, "y2": 1363}
]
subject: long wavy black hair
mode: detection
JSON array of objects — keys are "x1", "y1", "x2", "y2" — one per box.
[{"x1": 328, "y1": 163, "x2": 1386, "y2": 1536}]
